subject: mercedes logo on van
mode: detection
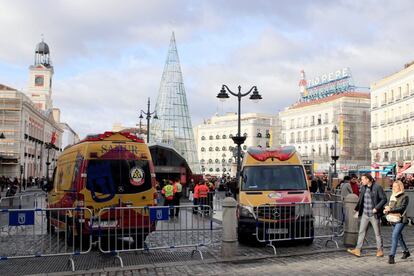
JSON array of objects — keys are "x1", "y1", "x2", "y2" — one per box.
[
  {"x1": 268, "y1": 192, "x2": 282, "y2": 199},
  {"x1": 273, "y1": 210, "x2": 280, "y2": 219}
]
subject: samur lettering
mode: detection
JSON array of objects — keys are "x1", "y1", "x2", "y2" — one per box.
[{"x1": 100, "y1": 145, "x2": 139, "y2": 155}]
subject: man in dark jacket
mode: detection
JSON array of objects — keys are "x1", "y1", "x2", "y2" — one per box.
[{"x1": 348, "y1": 173, "x2": 387, "y2": 258}]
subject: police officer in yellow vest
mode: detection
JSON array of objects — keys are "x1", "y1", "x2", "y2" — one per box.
[
  {"x1": 173, "y1": 178, "x2": 183, "y2": 217},
  {"x1": 162, "y1": 180, "x2": 176, "y2": 217}
]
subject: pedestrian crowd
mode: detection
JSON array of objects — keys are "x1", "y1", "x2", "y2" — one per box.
[{"x1": 0, "y1": 175, "x2": 45, "y2": 198}]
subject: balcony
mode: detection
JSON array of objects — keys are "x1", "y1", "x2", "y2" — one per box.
[
  {"x1": 289, "y1": 139, "x2": 295, "y2": 144},
  {"x1": 387, "y1": 117, "x2": 394, "y2": 124},
  {"x1": 316, "y1": 136, "x2": 322, "y2": 141},
  {"x1": 380, "y1": 120, "x2": 386, "y2": 126},
  {"x1": 395, "y1": 95, "x2": 401, "y2": 101},
  {"x1": 372, "y1": 103, "x2": 378, "y2": 109},
  {"x1": 310, "y1": 122, "x2": 315, "y2": 126},
  {"x1": 323, "y1": 135, "x2": 329, "y2": 141},
  {"x1": 411, "y1": 112, "x2": 414, "y2": 118},
  {"x1": 371, "y1": 121, "x2": 378, "y2": 128},
  {"x1": 380, "y1": 101, "x2": 386, "y2": 106},
  {"x1": 395, "y1": 116, "x2": 402, "y2": 122},
  {"x1": 303, "y1": 123, "x2": 308, "y2": 127},
  {"x1": 411, "y1": 89, "x2": 414, "y2": 96},
  {"x1": 403, "y1": 113, "x2": 409, "y2": 120},
  {"x1": 370, "y1": 143, "x2": 378, "y2": 150},
  {"x1": 303, "y1": 138, "x2": 308, "y2": 143},
  {"x1": 403, "y1": 92, "x2": 409, "y2": 98},
  {"x1": 296, "y1": 138, "x2": 302, "y2": 143},
  {"x1": 309, "y1": 137, "x2": 315, "y2": 142},
  {"x1": 323, "y1": 120, "x2": 328, "y2": 124}
]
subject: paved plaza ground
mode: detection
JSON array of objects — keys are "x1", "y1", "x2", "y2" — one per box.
[{"x1": 1, "y1": 191, "x2": 414, "y2": 275}]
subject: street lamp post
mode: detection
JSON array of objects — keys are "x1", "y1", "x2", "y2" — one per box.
[
  {"x1": 139, "y1": 98, "x2": 158, "y2": 144},
  {"x1": 45, "y1": 142, "x2": 52, "y2": 182},
  {"x1": 330, "y1": 125, "x2": 339, "y2": 178},
  {"x1": 217, "y1": 85, "x2": 262, "y2": 186},
  {"x1": 0, "y1": 132, "x2": 5, "y2": 176}
]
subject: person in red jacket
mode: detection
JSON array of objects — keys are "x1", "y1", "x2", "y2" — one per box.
[
  {"x1": 350, "y1": 174, "x2": 360, "y2": 197},
  {"x1": 194, "y1": 179, "x2": 210, "y2": 214}
]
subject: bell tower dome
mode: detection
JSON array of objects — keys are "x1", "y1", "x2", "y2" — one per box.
[{"x1": 28, "y1": 36, "x2": 54, "y2": 111}]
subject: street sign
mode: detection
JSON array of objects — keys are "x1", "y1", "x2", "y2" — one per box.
[
  {"x1": 9, "y1": 210, "x2": 35, "y2": 226},
  {"x1": 149, "y1": 207, "x2": 169, "y2": 222}
]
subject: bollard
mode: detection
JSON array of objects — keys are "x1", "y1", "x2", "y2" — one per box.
[
  {"x1": 343, "y1": 193, "x2": 359, "y2": 247},
  {"x1": 221, "y1": 197, "x2": 238, "y2": 258}
]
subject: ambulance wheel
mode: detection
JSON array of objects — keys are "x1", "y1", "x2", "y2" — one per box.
[
  {"x1": 46, "y1": 216, "x2": 55, "y2": 235},
  {"x1": 237, "y1": 230, "x2": 252, "y2": 244},
  {"x1": 66, "y1": 222, "x2": 80, "y2": 247},
  {"x1": 303, "y1": 238, "x2": 314, "y2": 245}
]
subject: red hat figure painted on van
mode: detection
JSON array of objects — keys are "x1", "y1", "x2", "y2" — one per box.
[{"x1": 248, "y1": 146, "x2": 296, "y2": 162}]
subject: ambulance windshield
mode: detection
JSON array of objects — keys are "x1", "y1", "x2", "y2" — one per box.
[{"x1": 242, "y1": 165, "x2": 307, "y2": 191}]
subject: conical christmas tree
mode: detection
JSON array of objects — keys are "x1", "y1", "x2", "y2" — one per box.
[{"x1": 151, "y1": 32, "x2": 200, "y2": 173}]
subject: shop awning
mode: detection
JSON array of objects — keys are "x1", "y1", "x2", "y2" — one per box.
[
  {"x1": 398, "y1": 163, "x2": 412, "y2": 175},
  {"x1": 401, "y1": 165, "x2": 414, "y2": 174}
]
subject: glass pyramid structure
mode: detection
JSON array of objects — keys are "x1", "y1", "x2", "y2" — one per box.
[{"x1": 150, "y1": 32, "x2": 200, "y2": 173}]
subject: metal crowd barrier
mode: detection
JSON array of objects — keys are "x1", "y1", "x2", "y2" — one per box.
[
  {"x1": 255, "y1": 201, "x2": 344, "y2": 255},
  {"x1": 0, "y1": 193, "x2": 47, "y2": 232},
  {"x1": 0, "y1": 192, "x2": 46, "y2": 210},
  {"x1": 312, "y1": 192, "x2": 342, "y2": 202},
  {"x1": 0, "y1": 207, "x2": 92, "y2": 271},
  {"x1": 97, "y1": 205, "x2": 213, "y2": 267}
]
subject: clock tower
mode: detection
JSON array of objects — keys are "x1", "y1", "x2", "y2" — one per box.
[{"x1": 28, "y1": 38, "x2": 54, "y2": 111}]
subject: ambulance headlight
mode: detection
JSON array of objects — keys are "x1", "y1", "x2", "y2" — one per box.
[{"x1": 239, "y1": 205, "x2": 255, "y2": 218}]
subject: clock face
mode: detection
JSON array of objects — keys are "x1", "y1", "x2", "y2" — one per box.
[{"x1": 35, "y1": 75, "x2": 44, "y2": 86}]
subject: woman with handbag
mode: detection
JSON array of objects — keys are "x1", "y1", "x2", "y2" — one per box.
[{"x1": 384, "y1": 180, "x2": 410, "y2": 264}]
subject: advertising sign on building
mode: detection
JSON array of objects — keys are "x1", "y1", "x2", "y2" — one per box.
[{"x1": 300, "y1": 68, "x2": 355, "y2": 102}]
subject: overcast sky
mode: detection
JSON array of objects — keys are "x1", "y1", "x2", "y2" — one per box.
[{"x1": 1, "y1": 0, "x2": 413, "y2": 138}]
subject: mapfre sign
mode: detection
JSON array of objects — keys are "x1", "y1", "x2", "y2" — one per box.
[{"x1": 302, "y1": 67, "x2": 355, "y2": 102}]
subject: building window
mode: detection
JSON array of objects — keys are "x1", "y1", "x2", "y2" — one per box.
[
  {"x1": 243, "y1": 133, "x2": 248, "y2": 137},
  {"x1": 216, "y1": 168, "x2": 220, "y2": 172},
  {"x1": 257, "y1": 132, "x2": 262, "y2": 138},
  {"x1": 208, "y1": 159, "x2": 213, "y2": 164},
  {"x1": 228, "y1": 158, "x2": 233, "y2": 163},
  {"x1": 222, "y1": 135, "x2": 227, "y2": 139},
  {"x1": 222, "y1": 159, "x2": 226, "y2": 163},
  {"x1": 209, "y1": 147, "x2": 213, "y2": 151},
  {"x1": 243, "y1": 145, "x2": 247, "y2": 150},
  {"x1": 229, "y1": 134, "x2": 234, "y2": 138},
  {"x1": 317, "y1": 114, "x2": 322, "y2": 125},
  {"x1": 265, "y1": 130, "x2": 270, "y2": 138},
  {"x1": 209, "y1": 135, "x2": 213, "y2": 140},
  {"x1": 229, "y1": 146, "x2": 234, "y2": 151},
  {"x1": 215, "y1": 147, "x2": 220, "y2": 151},
  {"x1": 209, "y1": 168, "x2": 213, "y2": 172},
  {"x1": 215, "y1": 159, "x2": 219, "y2": 163},
  {"x1": 201, "y1": 147, "x2": 205, "y2": 152},
  {"x1": 216, "y1": 135, "x2": 220, "y2": 139},
  {"x1": 266, "y1": 141, "x2": 270, "y2": 148},
  {"x1": 201, "y1": 136, "x2": 206, "y2": 140},
  {"x1": 222, "y1": 146, "x2": 227, "y2": 151},
  {"x1": 200, "y1": 159, "x2": 205, "y2": 163}
]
